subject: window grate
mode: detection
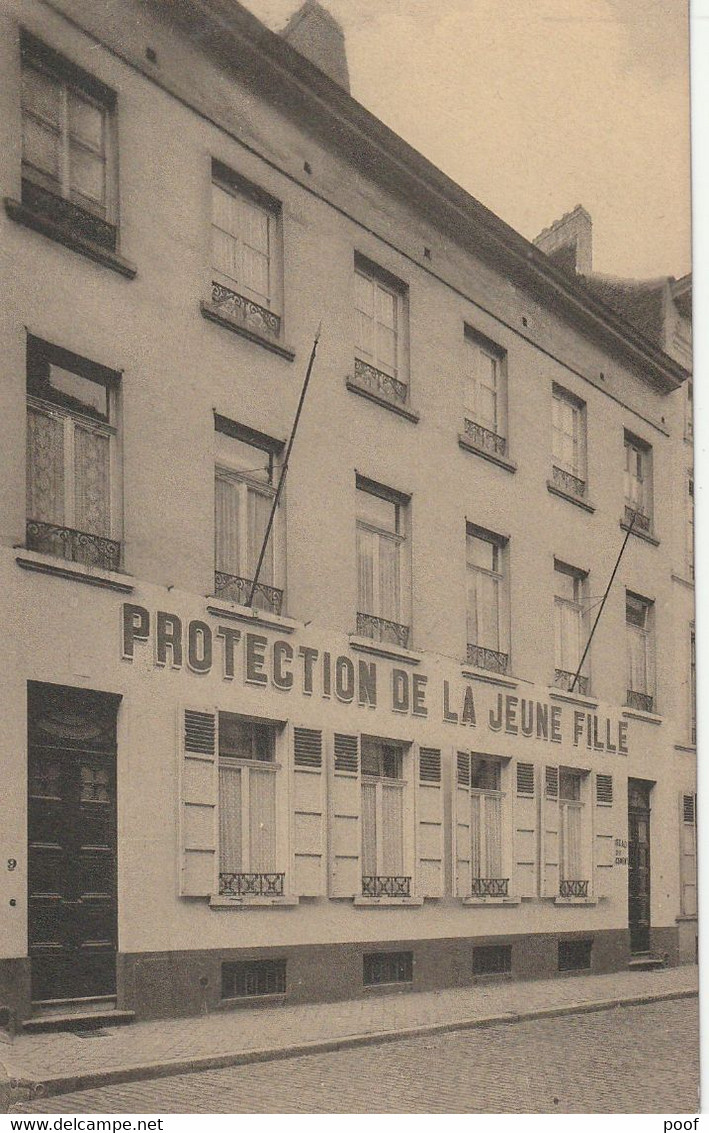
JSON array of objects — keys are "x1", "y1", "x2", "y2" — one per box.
[
  {"x1": 473, "y1": 944, "x2": 512, "y2": 976},
  {"x1": 419, "y1": 748, "x2": 441, "y2": 782},
  {"x1": 222, "y1": 959, "x2": 286, "y2": 999},
  {"x1": 184, "y1": 710, "x2": 216, "y2": 755},
  {"x1": 558, "y1": 939, "x2": 592, "y2": 972},
  {"x1": 363, "y1": 951, "x2": 413, "y2": 986},
  {"x1": 596, "y1": 774, "x2": 613, "y2": 805},
  {"x1": 294, "y1": 727, "x2": 322, "y2": 768},
  {"x1": 516, "y1": 762, "x2": 535, "y2": 796},
  {"x1": 334, "y1": 733, "x2": 358, "y2": 773}
]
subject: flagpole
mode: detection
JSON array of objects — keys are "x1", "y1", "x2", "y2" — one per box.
[
  {"x1": 247, "y1": 323, "x2": 322, "y2": 609},
  {"x1": 569, "y1": 508, "x2": 637, "y2": 693}
]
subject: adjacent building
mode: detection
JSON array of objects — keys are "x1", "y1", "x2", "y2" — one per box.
[{"x1": 0, "y1": 0, "x2": 695, "y2": 1024}]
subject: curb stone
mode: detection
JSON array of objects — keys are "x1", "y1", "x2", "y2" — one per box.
[{"x1": 4, "y1": 986, "x2": 698, "y2": 1105}]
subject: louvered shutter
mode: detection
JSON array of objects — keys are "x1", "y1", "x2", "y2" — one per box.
[
  {"x1": 680, "y1": 791, "x2": 698, "y2": 916},
  {"x1": 541, "y1": 765, "x2": 560, "y2": 897},
  {"x1": 514, "y1": 761, "x2": 537, "y2": 897},
  {"x1": 594, "y1": 773, "x2": 615, "y2": 897},
  {"x1": 179, "y1": 707, "x2": 218, "y2": 897},
  {"x1": 453, "y1": 751, "x2": 471, "y2": 897},
  {"x1": 292, "y1": 727, "x2": 325, "y2": 895},
  {"x1": 417, "y1": 747, "x2": 443, "y2": 896},
  {"x1": 330, "y1": 733, "x2": 360, "y2": 896}
]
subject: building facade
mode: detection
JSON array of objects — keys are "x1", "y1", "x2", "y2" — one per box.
[{"x1": 0, "y1": 0, "x2": 695, "y2": 1024}]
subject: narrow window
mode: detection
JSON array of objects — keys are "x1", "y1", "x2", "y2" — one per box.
[
  {"x1": 469, "y1": 756, "x2": 507, "y2": 896},
  {"x1": 356, "y1": 477, "x2": 410, "y2": 647},
  {"x1": 552, "y1": 386, "x2": 587, "y2": 499},
  {"x1": 624, "y1": 432, "x2": 653, "y2": 532},
  {"x1": 559, "y1": 770, "x2": 585, "y2": 891},
  {"x1": 553, "y1": 562, "x2": 589, "y2": 694},
  {"x1": 626, "y1": 592, "x2": 655, "y2": 713},
  {"x1": 466, "y1": 525, "x2": 508, "y2": 674},
  {"x1": 360, "y1": 737, "x2": 410, "y2": 897},
  {"x1": 352, "y1": 256, "x2": 409, "y2": 408},
  {"x1": 463, "y1": 330, "x2": 507, "y2": 456}
]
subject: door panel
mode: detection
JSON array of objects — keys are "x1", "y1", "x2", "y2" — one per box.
[{"x1": 628, "y1": 780, "x2": 652, "y2": 954}]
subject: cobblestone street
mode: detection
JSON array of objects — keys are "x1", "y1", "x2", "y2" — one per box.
[{"x1": 17, "y1": 999, "x2": 699, "y2": 1115}]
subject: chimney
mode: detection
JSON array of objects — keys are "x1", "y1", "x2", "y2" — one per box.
[
  {"x1": 533, "y1": 205, "x2": 593, "y2": 276},
  {"x1": 281, "y1": 1, "x2": 350, "y2": 92}
]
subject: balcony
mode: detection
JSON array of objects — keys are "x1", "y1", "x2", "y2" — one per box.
[
  {"x1": 624, "y1": 504, "x2": 651, "y2": 533},
  {"x1": 467, "y1": 643, "x2": 509, "y2": 675},
  {"x1": 357, "y1": 612, "x2": 410, "y2": 648},
  {"x1": 351, "y1": 356, "x2": 408, "y2": 407},
  {"x1": 26, "y1": 519, "x2": 121, "y2": 571},
  {"x1": 362, "y1": 875, "x2": 411, "y2": 898},
  {"x1": 214, "y1": 571, "x2": 283, "y2": 615},
  {"x1": 470, "y1": 878, "x2": 509, "y2": 898},
  {"x1": 626, "y1": 689, "x2": 654, "y2": 713},
  {"x1": 552, "y1": 465, "x2": 586, "y2": 498},
  {"x1": 554, "y1": 668, "x2": 589, "y2": 696},
  {"x1": 463, "y1": 418, "x2": 507, "y2": 457},
  {"x1": 210, "y1": 281, "x2": 281, "y2": 339},
  {"x1": 219, "y1": 872, "x2": 285, "y2": 898},
  {"x1": 559, "y1": 879, "x2": 589, "y2": 899}
]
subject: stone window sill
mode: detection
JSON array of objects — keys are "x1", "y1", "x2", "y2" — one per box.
[
  {"x1": 549, "y1": 688, "x2": 599, "y2": 709},
  {"x1": 205, "y1": 600, "x2": 298, "y2": 634},
  {"x1": 460, "y1": 665, "x2": 518, "y2": 688},
  {"x1": 620, "y1": 519, "x2": 660, "y2": 547},
  {"x1": 458, "y1": 434, "x2": 517, "y2": 473},
  {"x1": 200, "y1": 301, "x2": 296, "y2": 361},
  {"x1": 671, "y1": 573, "x2": 694, "y2": 590},
  {"x1": 674, "y1": 743, "x2": 697, "y2": 754},
  {"x1": 546, "y1": 481, "x2": 596, "y2": 514},
  {"x1": 209, "y1": 895, "x2": 300, "y2": 908},
  {"x1": 353, "y1": 896, "x2": 424, "y2": 907},
  {"x1": 622, "y1": 707, "x2": 663, "y2": 725},
  {"x1": 218, "y1": 994, "x2": 286, "y2": 1009},
  {"x1": 4, "y1": 197, "x2": 137, "y2": 279},
  {"x1": 345, "y1": 378, "x2": 420, "y2": 423},
  {"x1": 553, "y1": 897, "x2": 598, "y2": 906},
  {"x1": 349, "y1": 635, "x2": 422, "y2": 665},
  {"x1": 16, "y1": 549, "x2": 134, "y2": 593},
  {"x1": 462, "y1": 896, "x2": 521, "y2": 906}
]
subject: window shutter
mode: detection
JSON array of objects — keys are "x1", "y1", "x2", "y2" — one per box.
[
  {"x1": 292, "y1": 727, "x2": 325, "y2": 896},
  {"x1": 680, "y1": 791, "x2": 698, "y2": 916},
  {"x1": 596, "y1": 774, "x2": 613, "y2": 805},
  {"x1": 594, "y1": 773, "x2": 615, "y2": 898},
  {"x1": 417, "y1": 747, "x2": 443, "y2": 897},
  {"x1": 541, "y1": 765, "x2": 560, "y2": 897},
  {"x1": 179, "y1": 708, "x2": 218, "y2": 897},
  {"x1": 330, "y1": 734, "x2": 360, "y2": 896},
  {"x1": 514, "y1": 762, "x2": 537, "y2": 897},
  {"x1": 454, "y1": 752, "x2": 472, "y2": 896}
]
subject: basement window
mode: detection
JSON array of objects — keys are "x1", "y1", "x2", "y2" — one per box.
[
  {"x1": 221, "y1": 959, "x2": 286, "y2": 999},
  {"x1": 558, "y1": 939, "x2": 592, "y2": 972},
  {"x1": 472, "y1": 944, "x2": 512, "y2": 976},
  {"x1": 363, "y1": 950, "x2": 413, "y2": 987}
]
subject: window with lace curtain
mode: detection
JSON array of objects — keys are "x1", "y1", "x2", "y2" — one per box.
[
  {"x1": 360, "y1": 738, "x2": 410, "y2": 896},
  {"x1": 559, "y1": 769, "x2": 584, "y2": 885},
  {"x1": 463, "y1": 329, "x2": 507, "y2": 454},
  {"x1": 218, "y1": 712, "x2": 281, "y2": 894},
  {"x1": 356, "y1": 477, "x2": 410, "y2": 647},
  {"x1": 552, "y1": 385, "x2": 587, "y2": 498},
  {"x1": 25, "y1": 336, "x2": 121, "y2": 570},
  {"x1": 213, "y1": 416, "x2": 284, "y2": 614},
  {"x1": 553, "y1": 562, "x2": 589, "y2": 694},
  {"x1": 466, "y1": 525, "x2": 509, "y2": 673},
  {"x1": 470, "y1": 756, "x2": 505, "y2": 892},
  {"x1": 626, "y1": 591, "x2": 655, "y2": 713}
]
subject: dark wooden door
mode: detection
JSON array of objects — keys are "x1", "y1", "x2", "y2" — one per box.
[
  {"x1": 28, "y1": 685, "x2": 119, "y2": 1003},
  {"x1": 628, "y1": 780, "x2": 652, "y2": 954}
]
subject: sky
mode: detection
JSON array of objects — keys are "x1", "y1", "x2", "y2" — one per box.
[{"x1": 240, "y1": 0, "x2": 691, "y2": 280}]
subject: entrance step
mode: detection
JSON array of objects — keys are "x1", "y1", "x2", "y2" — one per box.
[
  {"x1": 24, "y1": 998, "x2": 135, "y2": 1033},
  {"x1": 628, "y1": 952, "x2": 668, "y2": 971}
]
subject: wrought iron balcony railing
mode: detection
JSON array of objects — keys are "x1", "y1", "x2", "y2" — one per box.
[
  {"x1": 552, "y1": 465, "x2": 586, "y2": 498},
  {"x1": 554, "y1": 668, "x2": 589, "y2": 696},
  {"x1": 626, "y1": 689, "x2": 654, "y2": 713},
  {"x1": 362, "y1": 875, "x2": 411, "y2": 898},
  {"x1": 219, "y1": 872, "x2": 285, "y2": 897},
  {"x1": 211, "y1": 281, "x2": 281, "y2": 338},
  {"x1": 467, "y1": 643, "x2": 509, "y2": 674},
  {"x1": 463, "y1": 418, "x2": 507, "y2": 457},
  {"x1": 559, "y1": 879, "x2": 589, "y2": 899},
  {"x1": 470, "y1": 877, "x2": 509, "y2": 898},
  {"x1": 624, "y1": 504, "x2": 651, "y2": 533},
  {"x1": 357, "y1": 612, "x2": 410, "y2": 648},
  {"x1": 26, "y1": 519, "x2": 121, "y2": 571},
  {"x1": 214, "y1": 571, "x2": 284, "y2": 615},
  {"x1": 352, "y1": 357, "x2": 409, "y2": 406}
]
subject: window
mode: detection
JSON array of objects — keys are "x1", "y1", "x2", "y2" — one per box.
[
  {"x1": 221, "y1": 959, "x2": 286, "y2": 999},
  {"x1": 687, "y1": 474, "x2": 694, "y2": 580},
  {"x1": 25, "y1": 336, "x2": 121, "y2": 570},
  {"x1": 680, "y1": 793, "x2": 697, "y2": 917},
  {"x1": 210, "y1": 163, "x2": 282, "y2": 340},
  {"x1": 690, "y1": 629, "x2": 696, "y2": 745},
  {"x1": 363, "y1": 951, "x2": 413, "y2": 986},
  {"x1": 20, "y1": 32, "x2": 117, "y2": 250},
  {"x1": 553, "y1": 562, "x2": 588, "y2": 694},
  {"x1": 352, "y1": 257, "x2": 409, "y2": 408},
  {"x1": 472, "y1": 945, "x2": 512, "y2": 976},
  {"x1": 214, "y1": 417, "x2": 284, "y2": 613},
  {"x1": 551, "y1": 386, "x2": 586, "y2": 499},
  {"x1": 624, "y1": 432, "x2": 653, "y2": 532},
  {"x1": 356, "y1": 477, "x2": 410, "y2": 646},
  {"x1": 218, "y1": 712, "x2": 283, "y2": 897},
  {"x1": 466, "y1": 525, "x2": 508, "y2": 673},
  {"x1": 558, "y1": 939, "x2": 592, "y2": 972},
  {"x1": 463, "y1": 330, "x2": 507, "y2": 456},
  {"x1": 685, "y1": 380, "x2": 693, "y2": 441},
  {"x1": 361, "y1": 737, "x2": 410, "y2": 897},
  {"x1": 468, "y1": 756, "x2": 506, "y2": 896},
  {"x1": 559, "y1": 770, "x2": 584, "y2": 890},
  {"x1": 626, "y1": 592, "x2": 655, "y2": 713}
]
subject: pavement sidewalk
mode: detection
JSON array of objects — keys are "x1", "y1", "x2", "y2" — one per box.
[{"x1": 0, "y1": 964, "x2": 698, "y2": 1110}]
